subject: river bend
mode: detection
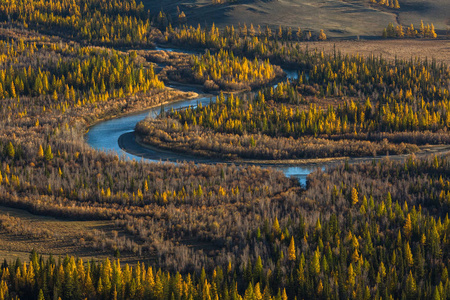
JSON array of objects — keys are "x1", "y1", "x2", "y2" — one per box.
[{"x1": 87, "y1": 48, "x2": 320, "y2": 185}]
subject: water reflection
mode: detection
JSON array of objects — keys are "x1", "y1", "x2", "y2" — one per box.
[
  {"x1": 86, "y1": 97, "x2": 319, "y2": 186},
  {"x1": 86, "y1": 64, "x2": 315, "y2": 185}
]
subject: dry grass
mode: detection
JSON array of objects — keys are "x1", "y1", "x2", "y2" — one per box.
[
  {"x1": 144, "y1": 0, "x2": 450, "y2": 38},
  {"x1": 299, "y1": 39, "x2": 450, "y2": 65},
  {"x1": 0, "y1": 206, "x2": 144, "y2": 264},
  {"x1": 396, "y1": 0, "x2": 450, "y2": 33}
]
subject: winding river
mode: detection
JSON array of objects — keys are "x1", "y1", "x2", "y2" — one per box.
[
  {"x1": 85, "y1": 46, "x2": 450, "y2": 187},
  {"x1": 86, "y1": 48, "x2": 321, "y2": 185}
]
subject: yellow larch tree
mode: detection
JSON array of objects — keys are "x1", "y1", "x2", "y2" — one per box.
[{"x1": 288, "y1": 236, "x2": 296, "y2": 261}]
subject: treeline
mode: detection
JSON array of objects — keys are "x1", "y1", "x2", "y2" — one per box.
[
  {"x1": 212, "y1": 0, "x2": 239, "y2": 3},
  {"x1": 0, "y1": 251, "x2": 286, "y2": 300},
  {"x1": 370, "y1": 0, "x2": 400, "y2": 9},
  {"x1": 383, "y1": 21, "x2": 438, "y2": 38},
  {"x1": 162, "y1": 23, "x2": 322, "y2": 52},
  {"x1": 0, "y1": 0, "x2": 326, "y2": 48}
]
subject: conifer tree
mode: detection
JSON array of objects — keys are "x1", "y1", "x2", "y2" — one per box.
[
  {"x1": 430, "y1": 24, "x2": 437, "y2": 38},
  {"x1": 281, "y1": 289, "x2": 287, "y2": 300},
  {"x1": 296, "y1": 27, "x2": 302, "y2": 40},
  {"x1": 6, "y1": 142, "x2": 15, "y2": 158},
  {"x1": 288, "y1": 237, "x2": 296, "y2": 261},
  {"x1": 405, "y1": 242, "x2": 414, "y2": 268},
  {"x1": 38, "y1": 144, "x2": 44, "y2": 158},
  {"x1": 10, "y1": 82, "x2": 16, "y2": 98},
  {"x1": 45, "y1": 145, "x2": 53, "y2": 161},
  {"x1": 406, "y1": 271, "x2": 417, "y2": 298},
  {"x1": 351, "y1": 188, "x2": 358, "y2": 205},
  {"x1": 318, "y1": 30, "x2": 327, "y2": 41},
  {"x1": 311, "y1": 248, "x2": 321, "y2": 275},
  {"x1": 420, "y1": 20, "x2": 425, "y2": 37},
  {"x1": 403, "y1": 214, "x2": 412, "y2": 238},
  {"x1": 38, "y1": 289, "x2": 45, "y2": 300},
  {"x1": 254, "y1": 283, "x2": 263, "y2": 300},
  {"x1": 273, "y1": 217, "x2": 281, "y2": 235}
]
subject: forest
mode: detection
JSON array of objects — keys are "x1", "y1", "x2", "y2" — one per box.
[
  {"x1": 143, "y1": 49, "x2": 283, "y2": 91},
  {"x1": 137, "y1": 40, "x2": 450, "y2": 159},
  {"x1": 1, "y1": 154, "x2": 450, "y2": 300},
  {"x1": 0, "y1": 0, "x2": 448, "y2": 299},
  {"x1": 0, "y1": 0, "x2": 152, "y2": 45}
]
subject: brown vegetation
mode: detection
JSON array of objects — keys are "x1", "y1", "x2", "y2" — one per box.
[
  {"x1": 0, "y1": 30, "x2": 300, "y2": 273},
  {"x1": 136, "y1": 118, "x2": 417, "y2": 160},
  {"x1": 0, "y1": 1, "x2": 449, "y2": 299}
]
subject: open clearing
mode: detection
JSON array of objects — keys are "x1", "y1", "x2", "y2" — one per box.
[
  {"x1": 299, "y1": 39, "x2": 450, "y2": 65},
  {"x1": 0, "y1": 206, "x2": 143, "y2": 264},
  {"x1": 144, "y1": 0, "x2": 450, "y2": 38}
]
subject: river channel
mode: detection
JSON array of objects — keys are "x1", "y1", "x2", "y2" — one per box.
[{"x1": 86, "y1": 47, "x2": 323, "y2": 185}]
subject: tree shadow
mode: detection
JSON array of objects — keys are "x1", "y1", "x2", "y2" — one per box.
[{"x1": 398, "y1": 1, "x2": 431, "y2": 13}]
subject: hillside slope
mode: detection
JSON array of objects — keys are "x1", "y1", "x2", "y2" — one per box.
[{"x1": 144, "y1": 0, "x2": 450, "y2": 38}]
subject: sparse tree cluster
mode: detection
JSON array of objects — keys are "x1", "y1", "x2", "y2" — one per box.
[
  {"x1": 163, "y1": 23, "x2": 323, "y2": 52},
  {"x1": 370, "y1": 0, "x2": 400, "y2": 9},
  {"x1": 383, "y1": 21, "x2": 437, "y2": 38}
]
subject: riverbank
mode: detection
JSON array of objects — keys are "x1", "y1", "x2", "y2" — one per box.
[
  {"x1": 84, "y1": 89, "x2": 199, "y2": 131},
  {"x1": 145, "y1": 48, "x2": 286, "y2": 93},
  {"x1": 120, "y1": 130, "x2": 450, "y2": 168},
  {"x1": 86, "y1": 41, "x2": 450, "y2": 181}
]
